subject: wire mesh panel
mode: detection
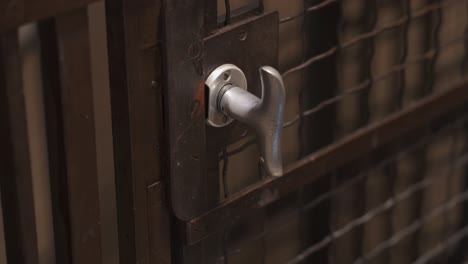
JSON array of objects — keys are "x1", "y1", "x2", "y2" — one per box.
[
  {"x1": 219, "y1": 0, "x2": 468, "y2": 197},
  {"x1": 189, "y1": 111, "x2": 468, "y2": 263},
  {"x1": 169, "y1": 0, "x2": 468, "y2": 263}
]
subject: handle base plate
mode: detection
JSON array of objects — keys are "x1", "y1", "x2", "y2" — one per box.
[{"x1": 205, "y1": 64, "x2": 247, "y2": 127}]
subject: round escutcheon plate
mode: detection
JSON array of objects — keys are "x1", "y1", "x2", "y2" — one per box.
[{"x1": 205, "y1": 64, "x2": 247, "y2": 127}]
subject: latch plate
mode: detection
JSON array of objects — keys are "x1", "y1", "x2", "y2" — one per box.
[{"x1": 203, "y1": 12, "x2": 279, "y2": 142}]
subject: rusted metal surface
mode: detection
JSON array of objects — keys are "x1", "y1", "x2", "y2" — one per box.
[
  {"x1": 0, "y1": 0, "x2": 101, "y2": 33},
  {"x1": 163, "y1": 0, "x2": 207, "y2": 221},
  {"x1": 0, "y1": 30, "x2": 39, "y2": 264},
  {"x1": 54, "y1": 9, "x2": 103, "y2": 263},
  {"x1": 105, "y1": 0, "x2": 171, "y2": 262},
  {"x1": 186, "y1": 80, "x2": 468, "y2": 244}
]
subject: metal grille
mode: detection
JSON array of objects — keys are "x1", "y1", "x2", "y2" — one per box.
[
  {"x1": 194, "y1": 112, "x2": 468, "y2": 263},
  {"x1": 195, "y1": 0, "x2": 468, "y2": 263},
  {"x1": 219, "y1": 0, "x2": 468, "y2": 195}
]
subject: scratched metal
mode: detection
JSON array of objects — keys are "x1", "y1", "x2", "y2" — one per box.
[
  {"x1": 164, "y1": 10, "x2": 278, "y2": 220},
  {"x1": 163, "y1": 1, "x2": 207, "y2": 220}
]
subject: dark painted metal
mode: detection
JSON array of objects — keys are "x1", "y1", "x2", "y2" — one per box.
[
  {"x1": 186, "y1": 81, "x2": 468, "y2": 244},
  {"x1": 105, "y1": 0, "x2": 171, "y2": 262},
  {"x1": 0, "y1": 30, "x2": 39, "y2": 264},
  {"x1": 54, "y1": 9, "x2": 103, "y2": 263},
  {"x1": 204, "y1": 0, "x2": 218, "y2": 35},
  {"x1": 164, "y1": 8, "x2": 279, "y2": 220},
  {"x1": 163, "y1": 0, "x2": 208, "y2": 221},
  {"x1": 163, "y1": 3, "x2": 280, "y2": 262},
  {"x1": 297, "y1": 4, "x2": 338, "y2": 259},
  {"x1": 39, "y1": 19, "x2": 73, "y2": 263}
]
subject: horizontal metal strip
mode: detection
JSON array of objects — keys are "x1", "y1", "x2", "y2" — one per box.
[
  {"x1": 215, "y1": 115, "x2": 468, "y2": 259},
  {"x1": 0, "y1": 0, "x2": 100, "y2": 33},
  {"x1": 185, "y1": 79, "x2": 468, "y2": 244}
]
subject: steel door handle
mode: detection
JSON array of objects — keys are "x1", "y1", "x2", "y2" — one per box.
[{"x1": 206, "y1": 64, "x2": 285, "y2": 177}]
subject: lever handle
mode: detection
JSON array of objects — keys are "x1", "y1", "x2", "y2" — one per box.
[{"x1": 206, "y1": 64, "x2": 285, "y2": 177}]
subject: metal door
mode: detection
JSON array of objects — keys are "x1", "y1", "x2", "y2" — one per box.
[
  {"x1": 163, "y1": 0, "x2": 468, "y2": 263},
  {"x1": 2, "y1": 1, "x2": 468, "y2": 263}
]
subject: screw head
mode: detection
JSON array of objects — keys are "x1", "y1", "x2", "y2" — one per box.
[{"x1": 223, "y1": 71, "x2": 231, "y2": 81}]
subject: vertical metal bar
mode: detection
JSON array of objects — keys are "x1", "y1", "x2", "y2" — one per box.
[
  {"x1": 329, "y1": 170, "x2": 338, "y2": 264},
  {"x1": 297, "y1": 0, "x2": 307, "y2": 159},
  {"x1": 104, "y1": 0, "x2": 142, "y2": 261},
  {"x1": 402, "y1": 1, "x2": 432, "y2": 260},
  {"x1": 0, "y1": 196, "x2": 6, "y2": 264},
  {"x1": 463, "y1": 0, "x2": 468, "y2": 74},
  {"x1": 426, "y1": 0, "x2": 442, "y2": 95},
  {"x1": 442, "y1": 131, "x2": 458, "y2": 261},
  {"x1": 19, "y1": 22, "x2": 56, "y2": 264},
  {"x1": 360, "y1": 0, "x2": 377, "y2": 128},
  {"x1": 364, "y1": 0, "x2": 405, "y2": 261},
  {"x1": 163, "y1": 0, "x2": 212, "y2": 263},
  {"x1": 0, "y1": 30, "x2": 40, "y2": 264},
  {"x1": 296, "y1": 0, "x2": 339, "y2": 262},
  {"x1": 397, "y1": 0, "x2": 411, "y2": 110},
  {"x1": 388, "y1": 2, "x2": 412, "y2": 262},
  {"x1": 54, "y1": 8, "x2": 103, "y2": 263},
  {"x1": 419, "y1": 131, "x2": 451, "y2": 257},
  {"x1": 224, "y1": 0, "x2": 232, "y2": 25},
  {"x1": 204, "y1": 0, "x2": 218, "y2": 35},
  {"x1": 163, "y1": 0, "x2": 208, "y2": 221},
  {"x1": 38, "y1": 18, "x2": 72, "y2": 263},
  {"x1": 329, "y1": 3, "x2": 345, "y2": 260},
  {"x1": 300, "y1": 0, "x2": 338, "y2": 154},
  {"x1": 333, "y1": 0, "x2": 373, "y2": 262},
  {"x1": 87, "y1": 2, "x2": 118, "y2": 262},
  {"x1": 261, "y1": 214, "x2": 266, "y2": 264},
  {"x1": 453, "y1": 121, "x2": 468, "y2": 262},
  {"x1": 386, "y1": 149, "x2": 398, "y2": 263},
  {"x1": 454, "y1": 3, "x2": 468, "y2": 260},
  {"x1": 297, "y1": 0, "x2": 310, "y2": 260},
  {"x1": 105, "y1": 0, "x2": 171, "y2": 262}
]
